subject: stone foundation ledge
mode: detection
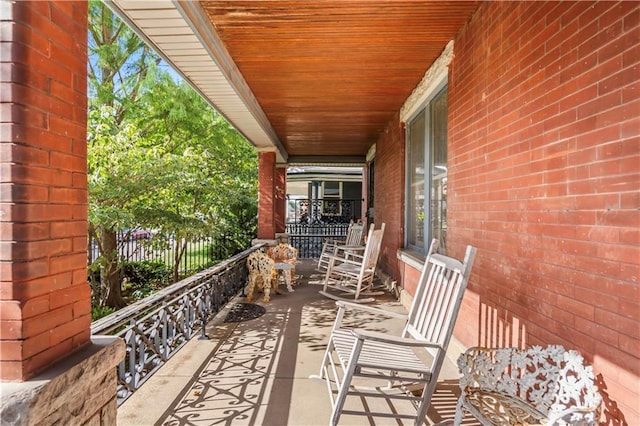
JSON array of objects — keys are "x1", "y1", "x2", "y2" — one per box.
[
  {"x1": 251, "y1": 238, "x2": 277, "y2": 247},
  {"x1": 1, "y1": 336, "x2": 125, "y2": 426},
  {"x1": 252, "y1": 233, "x2": 289, "y2": 248}
]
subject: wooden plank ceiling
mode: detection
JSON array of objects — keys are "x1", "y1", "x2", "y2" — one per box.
[
  {"x1": 201, "y1": 1, "x2": 479, "y2": 162},
  {"x1": 107, "y1": 1, "x2": 479, "y2": 164}
]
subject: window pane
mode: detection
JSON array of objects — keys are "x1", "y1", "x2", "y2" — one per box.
[
  {"x1": 408, "y1": 113, "x2": 425, "y2": 249},
  {"x1": 430, "y1": 88, "x2": 447, "y2": 252},
  {"x1": 323, "y1": 181, "x2": 340, "y2": 197},
  {"x1": 405, "y1": 86, "x2": 447, "y2": 254}
]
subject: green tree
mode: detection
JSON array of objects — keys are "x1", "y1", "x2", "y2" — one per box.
[
  {"x1": 132, "y1": 76, "x2": 257, "y2": 281},
  {"x1": 88, "y1": 2, "x2": 257, "y2": 307},
  {"x1": 88, "y1": 0, "x2": 158, "y2": 308}
]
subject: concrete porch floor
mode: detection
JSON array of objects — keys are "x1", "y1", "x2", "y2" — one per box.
[{"x1": 117, "y1": 259, "x2": 478, "y2": 426}]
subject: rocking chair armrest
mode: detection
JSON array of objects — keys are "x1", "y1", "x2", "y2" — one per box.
[
  {"x1": 327, "y1": 252, "x2": 365, "y2": 264},
  {"x1": 324, "y1": 238, "x2": 346, "y2": 245},
  {"x1": 330, "y1": 245, "x2": 365, "y2": 258},
  {"x1": 335, "y1": 244, "x2": 365, "y2": 251},
  {"x1": 336, "y1": 300, "x2": 408, "y2": 320},
  {"x1": 351, "y1": 329, "x2": 442, "y2": 349}
]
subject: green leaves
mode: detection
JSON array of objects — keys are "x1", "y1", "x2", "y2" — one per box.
[{"x1": 88, "y1": 1, "x2": 257, "y2": 289}]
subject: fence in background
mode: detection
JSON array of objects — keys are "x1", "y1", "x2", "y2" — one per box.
[
  {"x1": 88, "y1": 230, "x2": 255, "y2": 278},
  {"x1": 286, "y1": 223, "x2": 350, "y2": 258},
  {"x1": 287, "y1": 198, "x2": 360, "y2": 225}
]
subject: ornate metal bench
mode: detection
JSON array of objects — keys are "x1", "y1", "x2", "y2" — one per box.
[{"x1": 455, "y1": 345, "x2": 602, "y2": 426}]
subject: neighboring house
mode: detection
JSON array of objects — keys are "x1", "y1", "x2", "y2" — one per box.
[{"x1": 286, "y1": 166, "x2": 363, "y2": 224}]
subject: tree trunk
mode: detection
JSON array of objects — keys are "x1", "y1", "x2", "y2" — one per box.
[
  {"x1": 101, "y1": 228, "x2": 126, "y2": 308},
  {"x1": 172, "y1": 237, "x2": 187, "y2": 283}
]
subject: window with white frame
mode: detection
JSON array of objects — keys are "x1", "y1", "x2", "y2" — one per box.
[{"x1": 406, "y1": 86, "x2": 448, "y2": 254}]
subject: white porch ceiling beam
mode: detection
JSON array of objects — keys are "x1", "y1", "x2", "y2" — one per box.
[{"x1": 104, "y1": 0, "x2": 288, "y2": 163}]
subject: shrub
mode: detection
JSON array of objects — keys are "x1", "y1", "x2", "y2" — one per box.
[
  {"x1": 92, "y1": 305, "x2": 115, "y2": 321},
  {"x1": 122, "y1": 260, "x2": 171, "y2": 300},
  {"x1": 123, "y1": 260, "x2": 171, "y2": 285}
]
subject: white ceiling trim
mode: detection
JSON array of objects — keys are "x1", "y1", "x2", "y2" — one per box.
[
  {"x1": 104, "y1": 0, "x2": 288, "y2": 163},
  {"x1": 400, "y1": 40, "x2": 454, "y2": 123}
]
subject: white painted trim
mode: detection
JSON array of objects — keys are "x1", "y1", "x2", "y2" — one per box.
[
  {"x1": 105, "y1": 0, "x2": 289, "y2": 163},
  {"x1": 400, "y1": 40, "x2": 454, "y2": 123},
  {"x1": 256, "y1": 146, "x2": 278, "y2": 153},
  {"x1": 321, "y1": 181, "x2": 343, "y2": 198},
  {"x1": 366, "y1": 144, "x2": 376, "y2": 162},
  {"x1": 397, "y1": 248, "x2": 426, "y2": 272}
]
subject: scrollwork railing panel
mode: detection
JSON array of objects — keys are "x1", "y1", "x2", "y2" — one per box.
[{"x1": 92, "y1": 245, "x2": 260, "y2": 405}]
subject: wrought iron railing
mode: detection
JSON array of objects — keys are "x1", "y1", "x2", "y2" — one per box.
[
  {"x1": 91, "y1": 244, "x2": 263, "y2": 406},
  {"x1": 286, "y1": 223, "x2": 350, "y2": 258},
  {"x1": 288, "y1": 198, "x2": 361, "y2": 224}
]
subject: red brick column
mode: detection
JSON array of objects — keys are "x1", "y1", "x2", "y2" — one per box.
[
  {"x1": 257, "y1": 152, "x2": 276, "y2": 239},
  {"x1": 274, "y1": 166, "x2": 287, "y2": 233},
  {"x1": 0, "y1": 1, "x2": 90, "y2": 381}
]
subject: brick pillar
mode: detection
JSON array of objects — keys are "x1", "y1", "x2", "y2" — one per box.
[
  {"x1": 1, "y1": 3, "x2": 124, "y2": 424},
  {"x1": 257, "y1": 152, "x2": 276, "y2": 239},
  {"x1": 274, "y1": 166, "x2": 286, "y2": 233},
  {"x1": 0, "y1": 0, "x2": 91, "y2": 381}
]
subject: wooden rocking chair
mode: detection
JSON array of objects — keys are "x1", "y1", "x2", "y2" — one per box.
[
  {"x1": 317, "y1": 221, "x2": 366, "y2": 273},
  {"x1": 314, "y1": 239, "x2": 476, "y2": 425},
  {"x1": 319, "y1": 223, "x2": 385, "y2": 303}
]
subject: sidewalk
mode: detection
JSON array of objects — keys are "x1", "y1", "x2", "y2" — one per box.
[{"x1": 117, "y1": 260, "x2": 473, "y2": 425}]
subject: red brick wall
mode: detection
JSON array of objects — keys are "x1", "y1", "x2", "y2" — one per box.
[
  {"x1": 257, "y1": 152, "x2": 276, "y2": 239},
  {"x1": 447, "y1": 1, "x2": 639, "y2": 423},
  {"x1": 374, "y1": 114, "x2": 405, "y2": 281},
  {"x1": 0, "y1": 1, "x2": 90, "y2": 380},
  {"x1": 274, "y1": 166, "x2": 286, "y2": 233}
]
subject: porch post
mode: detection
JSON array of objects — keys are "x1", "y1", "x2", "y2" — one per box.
[
  {"x1": 257, "y1": 151, "x2": 276, "y2": 239},
  {"x1": 275, "y1": 165, "x2": 287, "y2": 233},
  {"x1": 1, "y1": 2, "x2": 124, "y2": 424},
  {"x1": 362, "y1": 162, "x2": 370, "y2": 226}
]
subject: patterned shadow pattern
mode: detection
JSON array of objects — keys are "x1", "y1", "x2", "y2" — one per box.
[
  {"x1": 153, "y1": 259, "x2": 469, "y2": 425},
  {"x1": 161, "y1": 310, "x2": 292, "y2": 425}
]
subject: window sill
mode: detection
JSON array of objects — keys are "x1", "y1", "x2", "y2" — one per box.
[{"x1": 396, "y1": 249, "x2": 426, "y2": 271}]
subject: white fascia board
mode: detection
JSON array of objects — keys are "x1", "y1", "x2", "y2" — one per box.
[{"x1": 104, "y1": 0, "x2": 288, "y2": 163}]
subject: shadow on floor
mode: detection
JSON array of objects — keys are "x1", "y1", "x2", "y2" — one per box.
[{"x1": 118, "y1": 259, "x2": 478, "y2": 426}]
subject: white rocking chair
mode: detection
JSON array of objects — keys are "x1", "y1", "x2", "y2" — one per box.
[
  {"x1": 319, "y1": 223, "x2": 385, "y2": 303},
  {"x1": 317, "y1": 221, "x2": 366, "y2": 273},
  {"x1": 315, "y1": 239, "x2": 476, "y2": 426}
]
